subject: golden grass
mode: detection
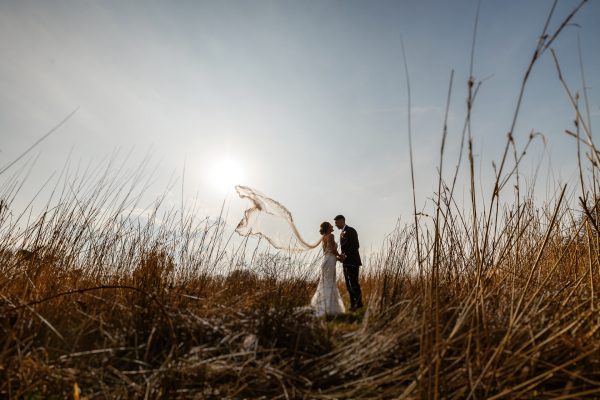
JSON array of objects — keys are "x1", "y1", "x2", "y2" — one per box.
[{"x1": 1, "y1": 153, "x2": 598, "y2": 400}]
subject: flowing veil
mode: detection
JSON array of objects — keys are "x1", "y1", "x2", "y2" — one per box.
[{"x1": 234, "y1": 185, "x2": 322, "y2": 251}]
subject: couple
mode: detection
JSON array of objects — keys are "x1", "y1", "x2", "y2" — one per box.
[
  {"x1": 232, "y1": 186, "x2": 362, "y2": 316},
  {"x1": 310, "y1": 215, "x2": 363, "y2": 317}
]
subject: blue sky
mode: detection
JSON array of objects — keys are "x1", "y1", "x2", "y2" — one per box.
[{"x1": 1, "y1": 0, "x2": 599, "y2": 252}]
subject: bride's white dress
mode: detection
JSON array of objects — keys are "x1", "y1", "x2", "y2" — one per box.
[{"x1": 310, "y1": 236, "x2": 345, "y2": 317}]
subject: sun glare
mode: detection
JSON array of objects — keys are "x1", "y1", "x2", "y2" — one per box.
[{"x1": 209, "y1": 158, "x2": 245, "y2": 193}]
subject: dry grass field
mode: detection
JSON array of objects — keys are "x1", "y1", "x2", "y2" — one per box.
[{"x1": 0, "y1": 177, "x2": 598, "y2": 399}]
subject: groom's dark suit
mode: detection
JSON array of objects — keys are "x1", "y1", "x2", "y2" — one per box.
[{"x1": 340, "y1": 225, "x2": 363, "y2": 309}]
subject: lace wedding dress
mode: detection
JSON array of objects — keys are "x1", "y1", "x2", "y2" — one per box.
[{"x1": 310, "y1": 235, "x2": 345, "y2": 317}]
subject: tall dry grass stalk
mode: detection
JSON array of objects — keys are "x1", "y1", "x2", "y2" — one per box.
[{"x1": 1, "y1": 1, "x2": 599, "y2": 398}]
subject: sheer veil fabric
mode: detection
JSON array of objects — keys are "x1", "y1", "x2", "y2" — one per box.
[{"x1": 235, "y1": 185, "x2": 322, "y2": 251}]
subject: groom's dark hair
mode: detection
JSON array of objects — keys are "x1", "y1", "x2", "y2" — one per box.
[{"x1": 334, "y1": 215, "x2": 345, "y2": 221}]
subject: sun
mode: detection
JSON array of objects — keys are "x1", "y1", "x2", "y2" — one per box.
[{"x1": 209, "y1": 157, "x2": 245, "y2": 193}]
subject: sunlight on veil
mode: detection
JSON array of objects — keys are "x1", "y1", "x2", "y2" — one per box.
[{"x1": 235, "y1": 185, "x2": 322, "y2": 251}]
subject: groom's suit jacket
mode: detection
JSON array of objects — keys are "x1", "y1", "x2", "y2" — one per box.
[{"x1": 340, "y1": 225, "x2": 362, "y2": 267}]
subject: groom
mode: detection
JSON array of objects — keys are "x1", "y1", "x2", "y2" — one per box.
[{"x1": 335, "y1": 215, "x2": 363, "y2": 311}]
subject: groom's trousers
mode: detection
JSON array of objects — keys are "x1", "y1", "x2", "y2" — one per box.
[{"x1": 342, "y1": 263, "x2": 363, "y2": 309}]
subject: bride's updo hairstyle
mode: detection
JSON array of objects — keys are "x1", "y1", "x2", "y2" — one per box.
[{"x1": 319, "y1": 222, "x2": 332, "y2": 235}]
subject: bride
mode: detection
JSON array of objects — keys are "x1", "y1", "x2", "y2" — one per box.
[{"x1": 310, "y1": 222, "x2": 345, "y2": 317}]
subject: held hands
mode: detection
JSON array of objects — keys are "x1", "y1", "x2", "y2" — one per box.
[{"x1": 337, "y1": 253, "x2": 347, "y2": 262}]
